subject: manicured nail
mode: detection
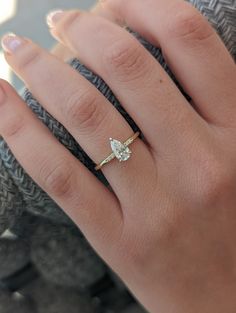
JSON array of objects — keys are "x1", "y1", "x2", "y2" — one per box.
[
  {"x1": 1, "y1": 33, "x2": 24, "y2": 54},
  {"x1": 47, "y1": 9, "x2": 64, "y2": 28}
]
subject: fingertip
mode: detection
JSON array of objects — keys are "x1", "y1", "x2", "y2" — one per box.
[
  {"x1": 1, "y1": 33, "x2": 27, "y2": 55},
  {"x1": 47, "y1": 10, "x2": 77, "y2": 42},
  {"x1": 46, "y1": 9, "x2": 65, "y2": 28},
  {"x1": 46, "y1": 9, "x2": 82, "y2": 30}
]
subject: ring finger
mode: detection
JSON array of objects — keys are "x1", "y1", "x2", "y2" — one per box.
[{"x1": 47, "y1": 10, "x2": 206, "y2": 158}]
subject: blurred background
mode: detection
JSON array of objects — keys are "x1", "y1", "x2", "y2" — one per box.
[{"x1": 0, "y1": 0, "x2": 96, "y2": 90}]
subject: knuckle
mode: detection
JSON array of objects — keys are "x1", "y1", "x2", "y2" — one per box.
[
  {"x1": 167, "y1": 3, "x2": 214, "y2": 43},
  {"x1": 117, "y1": 223, "x2": 169, "y2": 276},
  {"x1": 103, "y1": 38, "x2": 146, "y2": 82},
  {"x1": 116, "y1": 231, "x2": 147, "y2": 273},
  {"x1": 39, "y1": 159, "x2": 74, "y2": 197},
  {"x1": 2, "y1": 114, "x2": 26, "y2": 138},
  {"x1": 65, "y1": 89, "x2": 109, "y2": 135},
  {"x1": 196, "y1": 153, "x2": 233, "y2": 206}
]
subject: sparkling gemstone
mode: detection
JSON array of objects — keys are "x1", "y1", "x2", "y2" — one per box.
[{"x1": 110, "y1": 138, "x2": 132, "y2": 162}]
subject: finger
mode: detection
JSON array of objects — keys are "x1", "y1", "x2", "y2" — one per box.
[
  {"x1": 0, "y1": 79, "x2": 123, "y2": 253},
  {"x1": 1, "y1": 33, "x2": 153, "y2": 208},
  {"x1": 47, "y1": 10, "x2": 205, "y2": 157},
  {"x1": 97, "y1": 0, "x2": 236, "y2": 127},
  {"x1": 49, "y1": 2, "x2": 122, "y2": 63},
  {"x1": 91, "y1": 0, "x2": 126, "y2": 26},
  {"x1": 50, "y1": 2, "x2": 126, "y2": 62},
  {"x1": 50, "y1": 42, "x2": 75, "y2": 62}
]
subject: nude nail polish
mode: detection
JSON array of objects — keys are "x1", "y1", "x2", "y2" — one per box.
[
  {"x1": 1, "y1": 33, "x2": 24, "y2": 54},
  {"x1": 47, "y1": 9, "x2": 64, "y2": 28}
]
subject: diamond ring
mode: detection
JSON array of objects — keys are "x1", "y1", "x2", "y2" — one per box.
[{"x1": 95, "y1": 131, "x2": 140, "y2": 171}]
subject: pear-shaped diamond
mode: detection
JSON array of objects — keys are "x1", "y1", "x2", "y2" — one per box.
[{"x1": 110, "y1": 138, "x2": 131, "y2": 162}]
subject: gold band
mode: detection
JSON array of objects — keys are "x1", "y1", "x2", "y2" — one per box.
[{"x1": 95, "y1": 131, "x2": 140, "y2": 171}]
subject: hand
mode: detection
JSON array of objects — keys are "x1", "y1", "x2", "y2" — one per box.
[{"x1": 0, "y1": 1, "x2": 235, "y2": 312}]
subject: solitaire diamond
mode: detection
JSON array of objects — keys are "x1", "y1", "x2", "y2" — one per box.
[{"x1": 110, "y1": 138, "x2": 132, "y2": 162}]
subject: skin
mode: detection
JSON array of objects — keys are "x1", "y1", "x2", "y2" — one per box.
[
  {"x1": 51, "y1": 1, "x2": 131, "y2": 61},
  {"x1": 0, "y1": 0, "x2": 236, "y2": 311},
  {"x1": 50, "y1": 1, "x2": 125, "y2": 61}
]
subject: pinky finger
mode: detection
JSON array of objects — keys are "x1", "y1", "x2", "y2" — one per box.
[{"x1": 0, "y1": 79, "x2": 123, "y2": 256}]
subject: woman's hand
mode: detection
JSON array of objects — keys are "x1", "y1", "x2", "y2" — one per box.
[{"x1": 0, "y1": 1, "x2": 236, "y2": 312}]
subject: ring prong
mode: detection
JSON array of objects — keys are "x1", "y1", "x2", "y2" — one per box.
[{"x1": 95, "y1": 131, "x2": 139, "y2": 171}]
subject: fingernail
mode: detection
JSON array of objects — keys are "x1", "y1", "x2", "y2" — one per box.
[
  {"x1": 1, "y1": 33, "x2": 24, "y2": 54},
  {"x1": 47, "y1": 9, "x2": 64, "y2": 28}
]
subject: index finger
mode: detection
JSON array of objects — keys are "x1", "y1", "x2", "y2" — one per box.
[{"x1": 0, "y1": 79, "x2": 123, "y2": 253}]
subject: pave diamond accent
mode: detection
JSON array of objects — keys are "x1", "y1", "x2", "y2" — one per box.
[{"x1": 110, "y1": 138, "x2": 132, "y2": 162}]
